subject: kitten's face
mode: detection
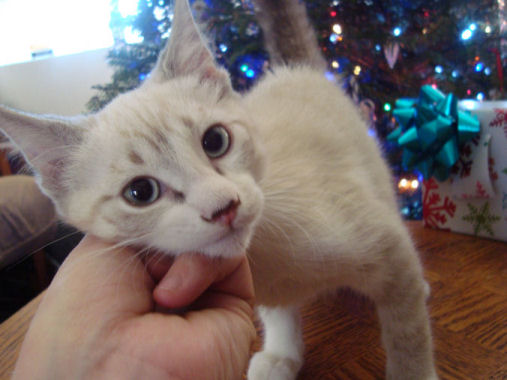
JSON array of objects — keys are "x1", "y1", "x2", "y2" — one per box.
[
  {"x1": 0, "y1": 0, "x2": 266, "y2": 258},
  {"x1": 64, "y1": 78, "x2": 265, "y2": 257}
]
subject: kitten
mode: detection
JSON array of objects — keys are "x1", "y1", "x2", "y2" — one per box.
[{"x1": 0, "y1": 0, "x2": 437, "y2": 379}]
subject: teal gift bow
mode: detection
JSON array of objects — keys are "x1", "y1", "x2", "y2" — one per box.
[{"x1": 387, "y1": 85, "x2": 480, "y2": 181}]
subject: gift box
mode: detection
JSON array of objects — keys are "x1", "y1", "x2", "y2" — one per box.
[
  {"x1": 388, "y1": 86, "x2": 507, "y2": 241},
  {"x1": 422, "y1": 101, "x2": 507, "y2": 241}
]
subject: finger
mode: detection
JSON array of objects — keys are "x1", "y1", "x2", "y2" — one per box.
[
  {"x1": 52, "y1": 235, "x2": 155, "y2": 313},
  {"x1": 153, "y1": 253, "x2": 244, "y2": 309},
  {"x1": 143, "y1": 252, "x2": 174, "y2": 282},
  {"x1": 208, "y1": 256, "x2": 255, "y2": 308}
]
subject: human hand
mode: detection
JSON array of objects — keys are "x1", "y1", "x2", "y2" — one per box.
[{"x1": 13, "y1": 235, "x2": 256, "y2": 380}]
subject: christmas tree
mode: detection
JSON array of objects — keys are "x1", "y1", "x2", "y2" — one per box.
[{"x1": 87, "y1": 0, "x2": 506, "y2": 219}]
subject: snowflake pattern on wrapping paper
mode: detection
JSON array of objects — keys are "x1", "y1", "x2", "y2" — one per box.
[
  {"x1": 451, "y1": 137, "x2": 498, "y2": 184},
  {"x1": 451, "y1": 137, "x2": 479, "y2": 179},
  {"x1": 423, "y1": 178, "x2": 456, "y2": 228},
  {"x1": 460, "y1": 181, "x2": 488, "y2": 199},
  {"x1": 488, "y1": 157, "x2": 498, "y2": 182},
  {"x1": 489, "y1": 108, "x2": 507, "y2": 139},
  {"x1": 462, "y1": 201, "x2": 501, "y2": 236}
]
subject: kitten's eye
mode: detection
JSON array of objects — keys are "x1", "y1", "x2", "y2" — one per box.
[
  {"x1": 122, "y1": 177, "x2": 160, "y2": 206},
  {"x1": 202, "y1": 125, "x2": 230, "y2": 158}
]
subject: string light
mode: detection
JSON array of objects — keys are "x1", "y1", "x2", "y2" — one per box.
[
  {"x1": 219, "y1": 44, "x2": 228, "y2": 53},
  {"x1": 331, "y1": 60, "x2": 339, "y2": 69},
  {"x1": 332, "y1": 23, "x2": 342, "y2": 34},
  {"x1": 435, "y1": 65, "x2": 443, "y2": 74},
  {"x1": 384, "y1": 102, "x2": 392, "y2": 112},
  {"x1": 461, "y1": 28, "x2": 473, "y2": 40},
  {"x1": 476, "y1": 92, "x2": 485, "y2": 101},
  {"x1": 398, "y1": 178, "x2": 420, "y2": 192},
  {"x1": 353, "y1": 65, "x2": 361, "y2": 75},
  {"x1": 475, "y1": 62, "x2": 484, "y2": 72},
  {"x1": 393, "y1": 27, "x2": 402, "y2": 36}
]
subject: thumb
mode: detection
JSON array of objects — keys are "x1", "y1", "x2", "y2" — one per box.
[{"x1": 153, "y1": 253, "x2": 246, "y2": 309}]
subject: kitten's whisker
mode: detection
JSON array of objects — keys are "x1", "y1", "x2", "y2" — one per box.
[{"x1": 59, "y1": 232, "x2": 156, "y2": 282}]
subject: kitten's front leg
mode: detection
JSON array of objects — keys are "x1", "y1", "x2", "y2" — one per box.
[{"x1": 248, "y1": 305, "x2": 304, "y2": 380}]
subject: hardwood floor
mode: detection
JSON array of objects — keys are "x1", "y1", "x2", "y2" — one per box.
[
  {"x1": 1, "y1": 222, "x2": 504, "y2": 379},
  {"x1": 253, "y1": 222, "x2": 507, "y2": 379}
]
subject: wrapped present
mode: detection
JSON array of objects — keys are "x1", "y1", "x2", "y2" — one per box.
[{"x1": 421, "y1": 101, "x2": 507, "y2": 241}]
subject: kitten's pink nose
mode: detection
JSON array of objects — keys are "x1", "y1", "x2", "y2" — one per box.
[{"x1": 202, "y1": 199, "x2": 240, "y2": 227}]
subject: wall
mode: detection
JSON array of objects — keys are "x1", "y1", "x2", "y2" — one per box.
[{"x1": 0, "y1": 48, "x2": 113, "y2": 116}]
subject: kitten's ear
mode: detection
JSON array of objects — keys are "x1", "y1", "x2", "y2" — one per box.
[
  {"x1": 0, "y1": 105, "x2": 85, "y2": 197},
  {"x1": 146, "y1": 0, "x2": 232, "y2": 90}
]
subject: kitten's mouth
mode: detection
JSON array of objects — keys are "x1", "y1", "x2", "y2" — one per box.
[{"x1": 212, "y1": 224, "x2": 242, "y2": 244}]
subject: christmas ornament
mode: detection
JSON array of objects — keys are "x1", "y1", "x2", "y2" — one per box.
[
  {"x1": 383, "y1": 42, "x2": 400, "y2": 69},
  {"x1": 387, "y1": 85, "x2": 481, "y2": 181}
]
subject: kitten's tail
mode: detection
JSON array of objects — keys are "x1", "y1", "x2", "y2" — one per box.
[{"x1": 253, "y1": 0, "x2": 327, "y2": 71}]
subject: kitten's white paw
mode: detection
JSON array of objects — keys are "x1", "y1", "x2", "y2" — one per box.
[{"x1": 247, "y1": 351, "x2": 302, "y2": 380}]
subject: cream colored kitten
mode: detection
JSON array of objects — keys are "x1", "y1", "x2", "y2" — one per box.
[{"x1": 0, "y1": 0, "x2": 437, "y2": 379}]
